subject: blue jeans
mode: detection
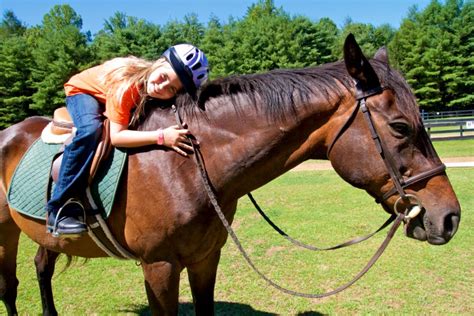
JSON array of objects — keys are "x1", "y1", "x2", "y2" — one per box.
[{"x1": 46, "y1": 94, "x2": 104, "y2": 214}]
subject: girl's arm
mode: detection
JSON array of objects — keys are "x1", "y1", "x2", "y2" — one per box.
[{"x1": 109, "y1": 121, "x2": 194, "y2": 156}]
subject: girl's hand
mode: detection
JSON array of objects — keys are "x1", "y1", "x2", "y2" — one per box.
[{"x1": 162, "y1": 124, "x2": 194, "y2": 156}]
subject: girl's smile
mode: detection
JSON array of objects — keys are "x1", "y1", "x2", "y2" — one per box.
[{"x1": 147, "y1": 62, "x2": 183, "y2": 99}]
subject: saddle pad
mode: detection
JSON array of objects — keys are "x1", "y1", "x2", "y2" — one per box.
[{"x1": 7, "y1": 138, "x2": 127, "y2": 220}]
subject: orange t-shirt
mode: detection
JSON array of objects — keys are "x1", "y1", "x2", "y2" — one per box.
[{"x1": 64, "y1": 64, "x2": 140, "y2": 125}]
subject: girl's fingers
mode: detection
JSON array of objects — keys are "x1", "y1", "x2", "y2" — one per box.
[
  {"x1": 180, "y1": 143, "x2": 194, "y2": 151},
  {"x1": 172, "y1": 146, "x2": 188, "y2": 157}
]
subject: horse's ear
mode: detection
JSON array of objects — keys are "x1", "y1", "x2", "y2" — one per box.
[
  {"x1": 373, "y1": 46, "x2": 389, "y2": 64},
  {"x1": 343, "y1": 33, "x2": 380, "y2": 90}
]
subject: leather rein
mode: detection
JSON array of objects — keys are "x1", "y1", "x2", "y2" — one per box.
[{"x1": 172, "y1": 83, "x2": 446, "y2": 298}]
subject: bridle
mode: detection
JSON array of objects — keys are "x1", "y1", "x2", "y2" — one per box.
[
  {"x1": 247, "y1": 83, "x2": 447, "y2": 252},
  {"x1": 327, "y1": 83, "x2": 446, "y2": 217},
  {"x1": 171, "y1": 82, "x2": 447, "y2": 298}
]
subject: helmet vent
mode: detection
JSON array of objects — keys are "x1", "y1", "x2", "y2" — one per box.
[{"x1": 192, "y1": 62, "x2": 202, "y2": 70}]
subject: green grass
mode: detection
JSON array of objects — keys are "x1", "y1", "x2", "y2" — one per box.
[
  {"x1": 7, "y1": 167, "x2": 473, "y2": 315},
  {"x1": 432, "y1": 139, "x2": 474, "y2": 157}
]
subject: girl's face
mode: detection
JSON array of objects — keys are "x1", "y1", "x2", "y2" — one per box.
[{"x1": 146, "y1": 62, "x2": 183, "y2": 100}]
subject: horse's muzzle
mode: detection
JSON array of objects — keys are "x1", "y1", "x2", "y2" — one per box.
[{"x1": 404, "y1": 208, "x2": 460, "y2": 245}]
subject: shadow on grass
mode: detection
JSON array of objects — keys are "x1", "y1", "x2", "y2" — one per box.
[{"x1": 122, "y1": 302, "x2": 325, "y2": 315}]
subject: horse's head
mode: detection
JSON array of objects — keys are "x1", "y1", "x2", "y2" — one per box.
[{"x1": 328, "y1": 34, "x2": 460, "y2": 245}]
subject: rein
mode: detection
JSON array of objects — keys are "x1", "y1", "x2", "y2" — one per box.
[
  {"x1": 170, "y1": 80, "x2": 445, "y2": 297},
  {"x1": 246, "y1": 83, "x2": 446, "y2": 251},
  {"x1": 171, "y1": 89, "x2": 420, "y2": 298},
  {"x1": 248, "y1": 192, "x2": 396, "y2": 251}
]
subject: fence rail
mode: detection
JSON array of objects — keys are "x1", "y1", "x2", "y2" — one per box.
[
  {"x1": 423, "y1": 116, "x2": 474, "y2": 141},
  {"x1": 421, "y1": 109, "x2": 474, "y2": 121}
]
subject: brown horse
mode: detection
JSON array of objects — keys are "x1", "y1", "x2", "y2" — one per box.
[{"x1": 0, "y1": 35, "x2": 460, "y2": 315}]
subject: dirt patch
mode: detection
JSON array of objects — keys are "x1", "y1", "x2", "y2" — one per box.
[
  {"x1": 291, "y1": 157, "x2": 474, "y2": 171},
  {"x1": 291, "y1": 161, "x2": 333, "y2": 171}
]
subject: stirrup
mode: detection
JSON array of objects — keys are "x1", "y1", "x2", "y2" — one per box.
[{"x1": 47, "y1": 198, "x2": 87, "y2": 238}]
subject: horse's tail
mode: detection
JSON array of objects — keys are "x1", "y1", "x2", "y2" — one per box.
[{"x1": 56, "y1": 255, "x2": 89, "y2": 275}]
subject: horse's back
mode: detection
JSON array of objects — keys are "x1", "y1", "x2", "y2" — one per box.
[
  {"x1": 0, "y1": 117, "x2": 110, "y2": 256},
  {"x1": 0, "y1": 117, "x2": 49, "y2": 192}
]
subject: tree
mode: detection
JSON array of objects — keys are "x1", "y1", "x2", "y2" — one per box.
[
  {"x1": 389, "y1": 0, "x2": 473, "y2": 110},
  {"x1": 0, "y1": 10, "x2": 26, "y2": 38},
  {"x1": 232, "y1": 0, "x2": 298, "y2": 73},
  {"x1": 0, "y1": 11, "x2": 33, "y2": 128},
  {"x1": 288, "y1": 16, "x2": 340, "y2": 66},
  {"x1": 92, "y1": 12, "x2": 162, "y2": 61},
  {"x1": 159, "y1": 14, "x2": 206, "y2": 54},
  {"x1": 200, "y1": 16, "x2": 227, "y2": 78},
  {"x1": 448, "y1": 0, "x2": 474, "y2": 108},
  {"x1": 218, "y1": 0, "x2": 337, "y2": 75},
  {"x1": 29, "y1": 5, "x2": 93, "y2": 115},
  {"x1": 333, "y1": 19, "x2": 395, "y2": 59}
]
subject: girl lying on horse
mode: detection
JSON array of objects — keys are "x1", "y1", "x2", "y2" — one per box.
[{"x1": 46, "y1": 44, "x2": 209, "y2": 237}]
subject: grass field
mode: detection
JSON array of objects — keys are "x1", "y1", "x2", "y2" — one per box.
[
  {"x1": 432, "y1": 139, "x2": 474, "y2": 157},
  {"x1": 6, "y1": 141, "x2": 474, "y2": 315},
  {"x1": 0, "y1": 140, "x2": 474, "y2": 315}
]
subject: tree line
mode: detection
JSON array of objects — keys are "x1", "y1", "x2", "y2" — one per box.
[{"x1": 0, "y1": 0, "x2": 472, "y2": 128}]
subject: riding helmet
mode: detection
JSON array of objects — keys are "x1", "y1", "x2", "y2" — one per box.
[{"x1": 162, "y1": 44, "x2": 209, "y2": 99}]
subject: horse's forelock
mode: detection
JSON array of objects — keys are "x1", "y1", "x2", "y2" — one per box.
[{"x1": 371, "y1": 60, "x2": 421, "y2": 126}]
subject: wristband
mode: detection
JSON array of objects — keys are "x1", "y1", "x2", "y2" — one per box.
[{"x1": 157, "y1": 128, "x2": 164, "y2": 145}]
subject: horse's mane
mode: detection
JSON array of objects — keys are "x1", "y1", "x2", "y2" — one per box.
[
  {"x1": 178, "y1": 60, "x2": 353, "y2": 123},
  {"x1": 138, "y1": 59, "x2": 420, "y2": 129}
]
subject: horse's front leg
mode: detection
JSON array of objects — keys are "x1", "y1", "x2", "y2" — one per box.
[
  {"x1": 187, "y1": 249, "x2": 221, "y2": 316},
  {"x1": 141, "y1": 260, "x2": 182, "y2": 316},
  {"x1": 34, "y1": 246, "x2": 60, "y2": 316}
]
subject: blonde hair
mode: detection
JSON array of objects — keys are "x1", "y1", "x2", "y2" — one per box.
[{"x1": 100, "y1": 56, "x2": 168, "y2": 126}]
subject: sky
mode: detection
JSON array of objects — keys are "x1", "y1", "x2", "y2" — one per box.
[{"x1": 1, "y1": 0, "x2": 432, "y2": 34}]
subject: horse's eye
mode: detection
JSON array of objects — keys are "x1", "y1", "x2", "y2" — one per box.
[{"x1": 390, "y1": 122, "x2": 410, "y2": 137}]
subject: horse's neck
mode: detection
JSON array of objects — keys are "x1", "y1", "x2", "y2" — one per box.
[{"x1": 199, "y1": 94, "x2": 346, "y2": 201}]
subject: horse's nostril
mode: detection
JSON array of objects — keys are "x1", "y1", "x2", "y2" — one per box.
[{"x1": 444, "y1": 213, "x2": 460, "y2": 239}]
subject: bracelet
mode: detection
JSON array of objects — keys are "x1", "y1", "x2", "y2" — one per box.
[{"x1": 157, "y1": 128, "x2": 164, "y2": 145}]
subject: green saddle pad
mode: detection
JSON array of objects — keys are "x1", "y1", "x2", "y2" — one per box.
[{"x1": 7, "y1": 138, "x2": 127, "y2": 220}]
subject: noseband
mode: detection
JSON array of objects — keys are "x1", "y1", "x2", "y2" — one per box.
[{"x1": 327, "y1": 83, "x2": 446, "y2": 216}]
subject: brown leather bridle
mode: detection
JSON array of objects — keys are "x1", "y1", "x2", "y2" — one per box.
[{"x1": 327, "y1": 84, "x2": 446, "y2": 216}]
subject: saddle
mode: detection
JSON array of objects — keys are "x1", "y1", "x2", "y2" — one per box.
[
  {"x1": 41, "y1": 107, "x2": 136, "y2": 259},
  {"x1": 44, "y1": 107, "x2": 112, "y2": 184}
]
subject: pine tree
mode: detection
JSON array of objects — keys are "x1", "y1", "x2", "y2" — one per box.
[
  {"x1": 29, "y1": 5, "x2": 92, "y2": 116},
  {"x1": 159, "y1": 14, "x2": 205, "y2": 55},
  {"x1": 334, "y1": 19, "x2": 395, "y2": 59},
  {"x1": 92, "y1": 12, "x2": 162, "y2": 61},
  {"x1": 201, "y1": 16, "x2": 226, "y2": 78},
  {"x1": 389, "y1": 0, "x2": 473, "y2": 110},
  {"x1": 0, "y1": 11, "x2": 33, "y2": 128}
]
